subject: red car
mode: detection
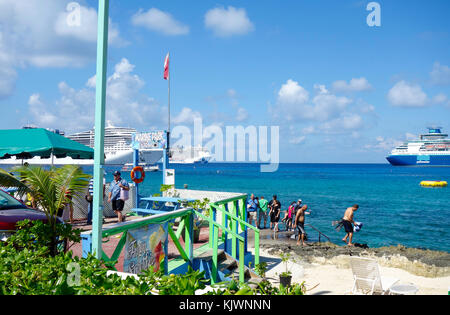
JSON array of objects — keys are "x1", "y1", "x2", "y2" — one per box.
[{"x1": 0, "y1": 189, "x2": 57, "y2": 241}]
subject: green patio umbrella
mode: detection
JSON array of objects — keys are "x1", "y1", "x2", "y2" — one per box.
[{"x1": 0, "y1": 129, "x2": 94, "y2": 160}]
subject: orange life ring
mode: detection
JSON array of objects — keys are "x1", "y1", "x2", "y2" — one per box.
[{"x1": 131, "y1": 166, "x2": 145, "y2": 184}]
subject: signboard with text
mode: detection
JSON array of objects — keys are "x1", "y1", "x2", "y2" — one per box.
[
  {"x1": 123, "y1": 223, "x2": 168, "y2": 274},
  {"x1": 132, "y1": 131, "x2": 166, "y2": 150}
]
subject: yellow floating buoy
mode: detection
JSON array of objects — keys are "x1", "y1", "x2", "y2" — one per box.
[{"x1": 420, "y1": 181, "x2": 448, "y2": 187}]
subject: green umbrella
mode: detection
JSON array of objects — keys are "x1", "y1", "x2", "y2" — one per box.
[{"x1": 0, "y1": 128, "x2": 94, "y2": 160}]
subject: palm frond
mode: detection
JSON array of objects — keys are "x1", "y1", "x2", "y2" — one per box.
[
  {"x1": 13, "y1": 166, "x2": 56, "y2": 220},
  {"x1": 53, "y1": 165, "x2": 90, "y2": 210},
  {"x1": 0, "y1": 168, "x2": 31, "y2": 197}
]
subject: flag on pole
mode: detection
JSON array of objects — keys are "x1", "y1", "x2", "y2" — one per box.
[{"x1": 164, "y1": 53, "x2": 170, "y2": 80}]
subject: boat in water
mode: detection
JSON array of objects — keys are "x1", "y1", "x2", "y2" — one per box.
[
  {"x1": 386, "y1": 127, "x2": 450, "y2": 166},
  {"x1": 169, "y1": 145, "x2": 211, "y2": 164},
  {"x1": 121, "y1": 163, "x2": 160, "y2": 172}
]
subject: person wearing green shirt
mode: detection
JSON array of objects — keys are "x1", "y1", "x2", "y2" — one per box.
[{"x1": 258, "y1": 196, "x2": 269, "y2": 229}]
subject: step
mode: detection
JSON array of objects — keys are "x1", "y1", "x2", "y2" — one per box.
[
  {"x1": 217, "y1": 258, "x2": 237, "y2": 273},
  {"x1": 195, "y1": 249, "x2": 225, "y2": 262}
]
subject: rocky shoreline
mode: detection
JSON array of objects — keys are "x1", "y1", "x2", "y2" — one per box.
[{"x1": 261, "y1": 241, "x2": 450, "y2": 278}]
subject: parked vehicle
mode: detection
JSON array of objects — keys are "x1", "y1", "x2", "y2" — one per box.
[{"x1": 0, "y1": 189, "x2": 61, "y2": 241}]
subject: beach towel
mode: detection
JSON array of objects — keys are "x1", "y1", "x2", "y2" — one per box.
[{"x1": 354, "y1": 222, "x2": 363, "y2": 232}]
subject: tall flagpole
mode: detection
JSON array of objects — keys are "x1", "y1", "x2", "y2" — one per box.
[
  {"x1": 168, "y1": 52, "x2": 171, "y2": 136},
  {"x1": 165, "y1": 53, "x2": 170, "y2": 183}
]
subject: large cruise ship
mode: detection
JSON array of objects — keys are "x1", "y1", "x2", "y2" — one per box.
[
  {"x1": 1, "y1": 124, "x2": 211, "y2": 166},
  {"x1": 386, "y1": 127, "x2": 450, "y2": 166},
  {"x1": 66, "y1": 123, "x2": 163, "y2": 165},
  {"x1": 0, "y1": 124, "x2": 163, "y2": 166}
]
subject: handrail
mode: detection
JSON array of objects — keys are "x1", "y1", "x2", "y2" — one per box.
[
  {"x1": 81, "y1": 208, "x2": 193, "y2": 272},
  {"x1": 192, "y1": 208, "x2": 246, "y2": 284},
  {"x1": 210, "y1": 194, "x2": 248, "y2": 206},
  {"x1": 305, "y1": 224, "x2": 331, "y2": 243},
  {"x1": 207, "y1": 197, "x2": 260, "y2": 278},
  {"x1": 100, "y1": 208, "x2": 191, "y2": 238},
  {"x1": 192, "y1": 209, "x2": 245, "y2": 242},
  {"x1": 209, "y1": 203, "x2": 258, "y2": 232}
]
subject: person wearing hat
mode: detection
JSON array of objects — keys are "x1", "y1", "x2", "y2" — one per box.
[{"x1": 108, "y1": 171, "x2": 129, "y2": 223}]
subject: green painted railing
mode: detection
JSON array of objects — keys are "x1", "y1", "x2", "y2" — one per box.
[
  {"x1": 198, "y1": 194, "x2": 260, "y2": 284},
  {"x1": 82, "y1": 195, "x2": 260, "y2": 285},
  {"x1": 82, "y1": 208, "x2": 194, "y2": 272}
]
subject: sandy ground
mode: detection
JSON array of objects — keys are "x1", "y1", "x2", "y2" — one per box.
[{"x1": 250, "y1": 247, "x2": 450, "y2": 295}]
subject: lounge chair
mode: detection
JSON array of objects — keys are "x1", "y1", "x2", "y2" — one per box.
[{"x1": 349, "y1": 257, "x2": 399, "y2": 295}]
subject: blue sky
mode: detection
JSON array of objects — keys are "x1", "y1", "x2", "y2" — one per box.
[{"x1": 0, "y1": 0, "x2": 449, "y2": 163}]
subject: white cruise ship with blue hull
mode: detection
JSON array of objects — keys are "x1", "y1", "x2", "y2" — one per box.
[{"x1": 386, "y1": 127, "x2": 450, "y2": 166}]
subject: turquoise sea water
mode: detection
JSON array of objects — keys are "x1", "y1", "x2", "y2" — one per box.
[{"x1": 106, "y1": 163, "x2": 450, "y2": 253}]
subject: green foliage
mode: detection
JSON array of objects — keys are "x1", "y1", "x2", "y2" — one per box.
[
  {"x1": 0, "y1": 242, "x2": 207, "y2": 295},
  {"x1": 0, "y1": 165, "x2": 90, "y2": 256},
  {"x1": 186, "y1": 198, "x2": 211, "y2": 231},
  {"x1": 5, "y1": 220, "x2": 81, "y2": 255},
  {"x1": 0, "y1": 219, "x2": 307, "y2": 295},
  {"x1": 206, "y1": 279, "x2": 306, "y2": 295},
  {"x1": 160, "y1": 184, "x2": 175, "y2": 193},
  {"x1": 254, "y1": 262, "x2": 268, "y2": 278},
  {"x1": 155, "y1": 267, "x2": 208, "y2": 295},
  {"x1": 279, "y1": 252, "x2": 294, "y2": 277},
  {"x1": 0, "y1": 239, "x2": 307, "y2": 295},
  {"x1": 0, "y1": 246, "x2": 153, "y2": 295}
]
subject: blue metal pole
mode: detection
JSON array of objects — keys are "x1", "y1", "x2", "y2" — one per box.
[
  {"x1": 162, "y1": 131, "x2": 169, "y2": 185},
  {"x1": 132, "y1": 133, "x2": 140, "y2": 207},
  {"x1": 92, "y1": 0, "x2": 109, "y2": 259}
]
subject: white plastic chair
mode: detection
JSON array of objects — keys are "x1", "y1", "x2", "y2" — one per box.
[{"x1": 350, "y1": 257, "x2": 399, "y2": 295}]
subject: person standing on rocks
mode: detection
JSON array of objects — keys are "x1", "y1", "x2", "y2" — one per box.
[
  {"x1": 294, "y1": 204, "x2": 309, "y2": 246},
  {"x1": 342, "y1": 204, "x2": 359, "y2": 246},
  {"x1": 268, "y1": 195, "x2": 281, "y2": 231}
]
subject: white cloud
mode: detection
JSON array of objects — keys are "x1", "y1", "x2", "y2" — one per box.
[
  {"x1": 86, "y1": 75, "x2": 97, "y2": 88},
  {"x1": 311, "y1": 91, "x2": 352, "y2": 121},
  {"x1": 0, "y1": 52, "x2": 17, "y2": 99},
  {"x1": 227, "y1": 89, "x2": 237, "y2": 98},
  {"x1": 205, "y1": 6, "x2": 254, "y2": 37},
  {"x1": 430, "y1": 62, "x2": 450, "y2": 86},
  {"x1": 236, "y1": 107, "x2": 249, "y2": 122},
  {"x1": 275, "y1": 79, "x2": 353, "y2": 123},
  {"x1": 278, "y1": 79, "x2": 309, "y2": 105},
  {"x1": 289, "y1": 136, "x2": 306, "y2": 145},
  {"x1": 319, "y1": 114, "x2": 363, "y2": 134},
  {"x1": 433, "y1": 93, "x2": 448, "y2": 104},
  {"x1": 172, "y1": 107, "x2": 202, "y2": 125},
  {"x1": 27, "y1": 58, "x2": 163, "y2": 133},
  {"x1": 28, "y1": 93, "x2": 58, "y2": 126},
  {"x1": 54, "y1": 5, "x2": 122, "y2": 45},
  {"x1": 364, "y1": 136, "x2": 403, "y2": 151},
  {"x1": 0, "y1": 0, "x2": 123, "y2": 98},
  {"x1": 273, "y1": 79, "x2": 378, "y2": 147},
  {"x1": 387, "y1": 81, "x2": 428, "y2": 107},
  {"x1": 132, "y1": 8, "x2": 189, "y2": 36},
  {"x1": 302, "y1": 126, "x2": 316, "y2": 135},
  {"x1": 332, "y1": 77, "x2": 372, "y2": 92},
  {"x1": 28, "y1": 93, "x2": 43, "y2": 106}
]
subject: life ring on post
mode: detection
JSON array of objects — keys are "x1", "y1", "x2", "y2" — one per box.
[{"x1": 131, "y1": 166, "x2": 145, "y2": 184}]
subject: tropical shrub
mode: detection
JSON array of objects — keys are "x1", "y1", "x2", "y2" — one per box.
[
  {"x1": 0, "y1": 165, "x2": 90, "y2": 256},
  {"x1": 5, "y1": 220, "x2": 81, "y2": 255}
]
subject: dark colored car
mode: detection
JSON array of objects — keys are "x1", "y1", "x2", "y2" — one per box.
[{"x1": 0, "y1": 189, "x2": 55, "y2": 241}]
